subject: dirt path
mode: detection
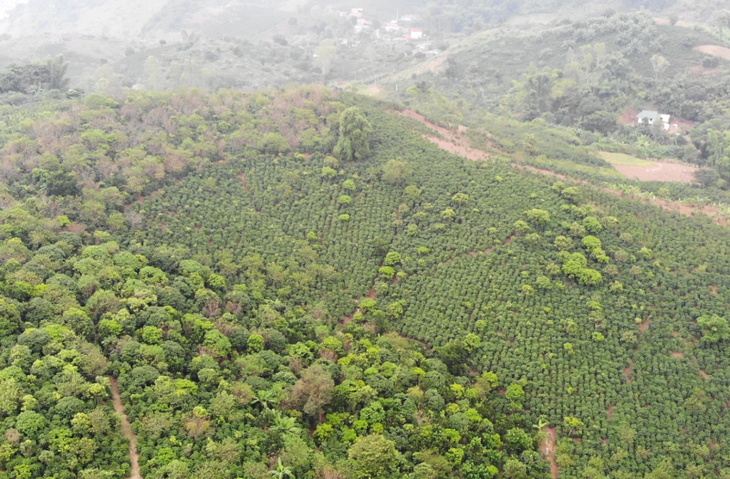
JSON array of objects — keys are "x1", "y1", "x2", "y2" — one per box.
[
  {"x1": 397, "y1": 110, "x2": 488, "y2": 161},
  {"x1": 110, "y1": 377, "x2": 142, "y2": 479},
  {"x1": 538, "y1": 426, "x2": 558, "y2": 479},
  {"x1": 624, "y1": 359, "x2": 634, "y2": 383}
]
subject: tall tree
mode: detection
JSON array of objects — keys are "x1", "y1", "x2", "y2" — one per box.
[
  {"x1": 334, "y1": 107, "x2": 372, "y2": 162},
  {"x1": 348, "y1": 434, "x2": 399, "y2": 479},
  {"x1": 382, "y1": 159, "x2": 412, "y2": 186},
  {"x1": 287, "y1": 364, "x2": 334, "y2": 420}
]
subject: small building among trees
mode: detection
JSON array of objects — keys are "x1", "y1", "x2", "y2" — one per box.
[{"x1": 637, "y1": 110, "x2": 670, "y2": 130}]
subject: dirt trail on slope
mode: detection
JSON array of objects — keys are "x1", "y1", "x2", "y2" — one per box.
[
  {"x1": 110, "y1": 377, "x2": 142, "y2": 479},
  {"x1": 397, "y1": 110, "x2": 488, "y2": 161},
  {"x1": 539, "y1": 426, "x2": 558, "y2": 479}
]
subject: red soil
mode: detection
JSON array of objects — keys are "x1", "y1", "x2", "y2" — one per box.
[
  {"x1": 538, "y1": 426, "x2": 559, "y2": 479},
  {"x1": 694, "y1": 45, "x2": 730, "y2": 61},
  {"x1": 619, "y1": 108, "x2": 639, "y2": 126},
  {"x1": 612, "y1": 161, "x2": 698, "y2": 184},
  {"x1": 607, "y1": 405, "x2": 616, "y2": 419},
  {"x1": 110, "y1": 377, "x2": 142, "y2": 479},
  {"x1": 397, "y1": 110, "x2": 488, "y2": 161},
  {"x1": 639, "y1": 318, "x2": 651, "y2": 334},
  {"x1": 624, "y1": 359, "x2": 634, "y2": 383}
]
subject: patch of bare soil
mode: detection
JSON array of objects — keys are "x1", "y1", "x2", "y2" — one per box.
[
  {"x1": 238, "y1": 173, "x2": 249, "y2": 190},
  {"x1": 672, "y1": 351, "x2": 685, "y2": 358},
  {"x1": 694, "y1": 45, "x2": 730, "y2": 60},
  {"x1": 700, "y1": 370, "x2": 710, "y2": 379},
  {"x1": 624, "y1": 359, "x2": 634, "y2": 383},
  {"x1": 607, "y1": 404, "x2": 616, "y2": 419},
  {"x1": 411, "y1": 56, "x2": 447, "y2": 76},
  {"x1": 639, "y1": 318, "x2": 651, "y2": 334},
  {"x1": 712, "y1": 285, "x2": 719, "y2": 295},
  {"x1": 364, "y1": 85, "x2": 384, "y2": 97},
  {"x1": 538, "y1": 426, "x2": 558, "y2": 479},
  {"x1": 619, "y1": 108, "x2": 639, "y2": 125},
  {"x1": 613, "y1": 161, "x2": 698, "y2": 183},
  {"x1": 110, "y1": 377, "x2": 142, "y2": 479},
  {"x1": 397, "y1": 110, "x2": 488, "y2": 161}
]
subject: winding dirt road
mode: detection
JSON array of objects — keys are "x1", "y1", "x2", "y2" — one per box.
[{"x1": 110, "y1": 377, "x2": 142, "y2": 479}]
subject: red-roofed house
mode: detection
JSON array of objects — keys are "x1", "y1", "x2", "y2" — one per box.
[{"x1": 410, "y1": 28, "x2": 423, "y2": 39}]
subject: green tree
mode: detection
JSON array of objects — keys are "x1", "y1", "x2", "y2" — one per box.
[
  {"x1": 270, "y1": 458, "x2": 294, "y2": 479},
  {"x1": 348, "y1": 434, "x2": 399, "y2": 479},
  {"x1": 650, "y1": 54, "x2": 670, "y2": 81},
  {"x1": 287, "y1": 364, "x2": 334, "y2": 419},
  {"x1": 334, "y1": 107, "x2": 372, "y2": 162},
  {"x1": 314, "y1": 39, "x2": 337, "y2": 79},
  {"x1": 697, "y1": 315, "x2": 730, "y2": 343},
  {"x1": 382, "y1": 159, "x2": 412, "y2": 186}
]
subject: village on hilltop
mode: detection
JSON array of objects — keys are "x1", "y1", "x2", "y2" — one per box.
[{"x1": 346, "y1": 7, "x2": 426, "y2": 43}]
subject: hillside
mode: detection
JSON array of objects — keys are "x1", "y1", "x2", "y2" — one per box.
[
  {"x1": 397, "y1": 11, "x2": 729, "y2": 119},
  {"x1": 0, "y1": 0, "x2": 701, "y2": 96},
  {"x1": 1, "y1": 86, "x2": 730, "y2": 479}
]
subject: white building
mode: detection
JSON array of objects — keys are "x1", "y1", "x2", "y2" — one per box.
[{"x1": 637, "y1": 110, "x2": 670, "y2": 131}]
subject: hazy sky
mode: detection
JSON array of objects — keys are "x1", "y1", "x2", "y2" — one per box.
[{"x1": 0, "y1": 0, "x2": 28, "y2": 19}]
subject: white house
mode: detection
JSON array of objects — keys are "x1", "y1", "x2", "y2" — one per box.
[
  {"x1": 410, "y1": 28, "x2": 423, "y2": 39},
  {"x1": 637, "y1": 110, "x2": 670, "y2": 131}
]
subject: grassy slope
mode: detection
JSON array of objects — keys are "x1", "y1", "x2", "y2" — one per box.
[{"x1": 598, "y1": 151, "x2": 654, "y2": 166}]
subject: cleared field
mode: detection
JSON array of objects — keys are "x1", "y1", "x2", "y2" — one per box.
[
  {"x1": 693, "y1": 45, "x2": 730, "y2": 60},
  {"x1": 614, "y1": 162, "x2": 698, "y2": 183},
  {"x1": 599, "y1": 151, "x2": 655, "y2": 166}
]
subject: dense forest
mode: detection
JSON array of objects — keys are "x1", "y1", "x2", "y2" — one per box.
[{"x1": 1, "y1": 83, "x2": 730, "y2": 479}]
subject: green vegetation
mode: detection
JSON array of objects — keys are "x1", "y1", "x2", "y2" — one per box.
[
  {"x1": 4, "y1": 69, "x2": 730, "y2": 479},
  {"x1": 8, "y1": 3, "x2": 730, "y2": 477},
  {"x1": 0, "y1": 88, "x2": 551, "y2": 479},
  {"x1": 598, "y1": 152, "x2": 654, "y2": 166}
]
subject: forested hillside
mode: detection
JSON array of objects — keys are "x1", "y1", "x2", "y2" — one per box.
[{"x1": 2, "y1": 85, "x2": 730, "y2": 479}]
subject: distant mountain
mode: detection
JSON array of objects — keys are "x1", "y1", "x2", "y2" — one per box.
[{"x1": 0, "y1": 0, "x2": 299, "y2": 40}]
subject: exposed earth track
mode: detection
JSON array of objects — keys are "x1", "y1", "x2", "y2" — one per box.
[{"x1": 110, "y1": 377, "x2": 142, "y2": 479}]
